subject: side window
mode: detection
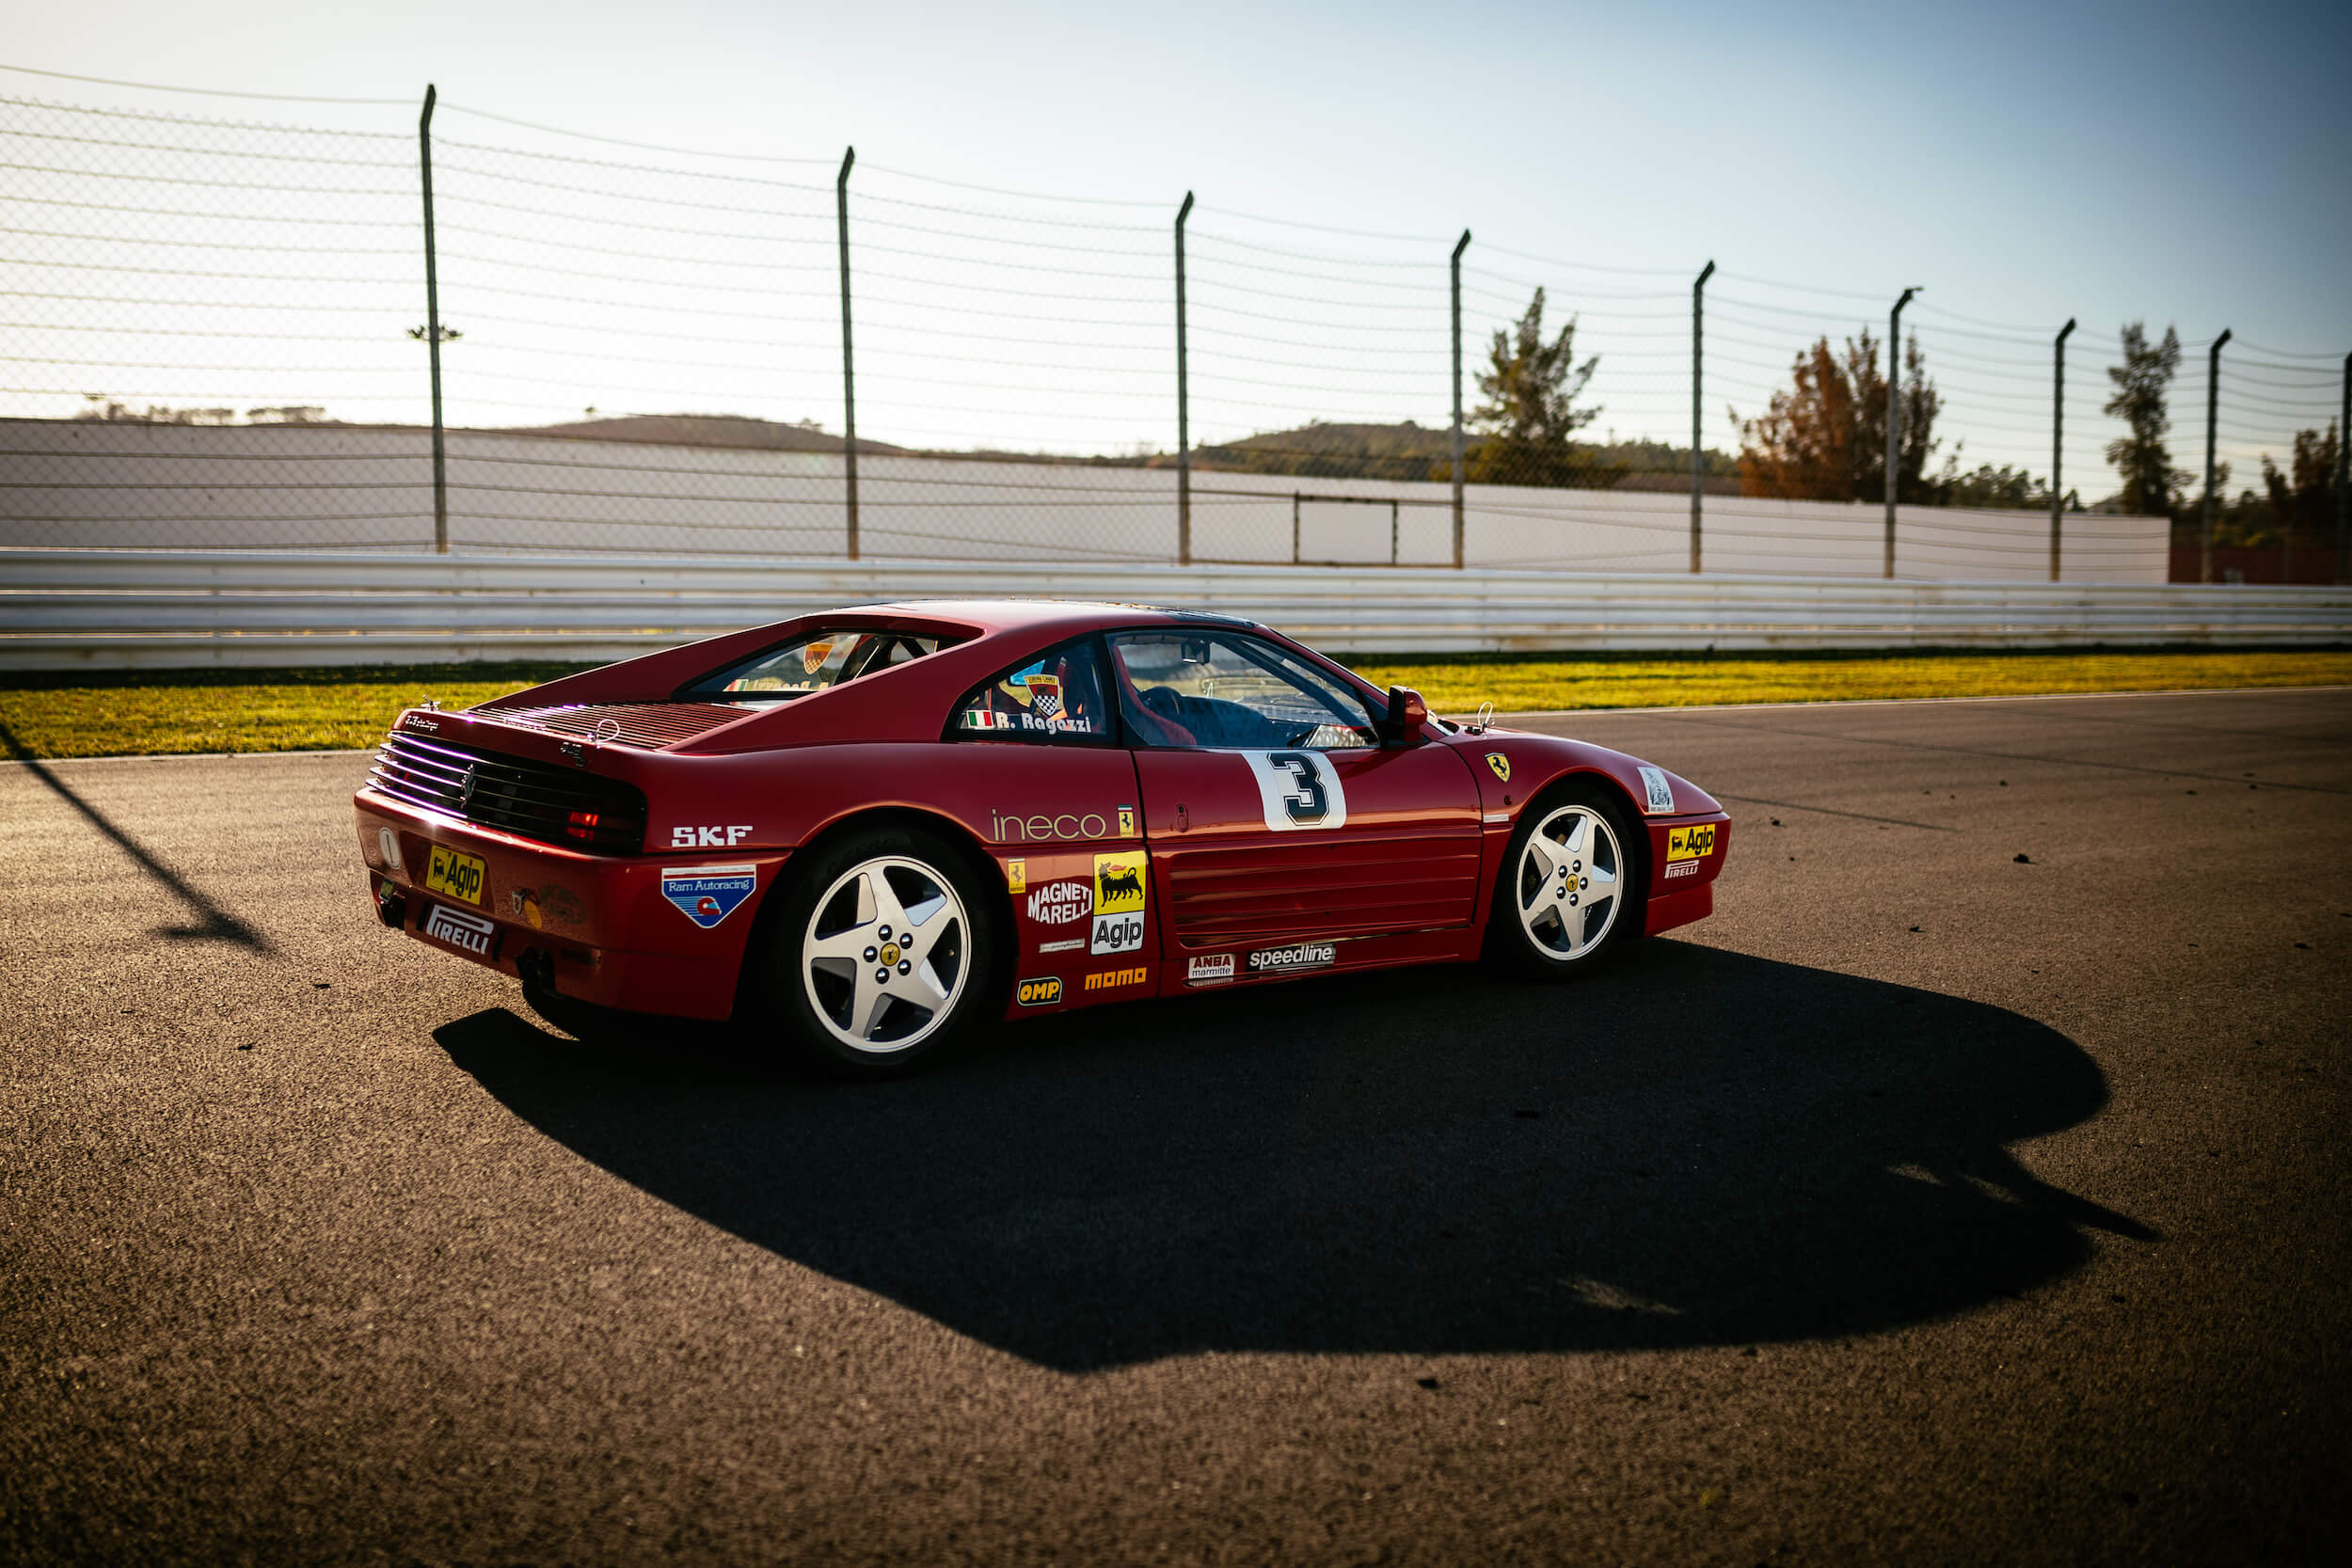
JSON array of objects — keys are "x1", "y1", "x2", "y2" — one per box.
[
  {"x1": 1104, "y1": 632, "x2": 1378, "y2": 750},
  {"x1": 950, "y1": 637, "x2": 1114, "y2": 742}
]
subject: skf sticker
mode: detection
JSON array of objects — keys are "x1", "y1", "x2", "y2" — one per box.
[
  {"x1": 1083, "y1": 966, "x2": 1149, "y2": 992},
  {"x1": 1666, "y1": 823, "x2": 1717, "y2": 862},
  {"x1": 1092, "y1": 851, "x2": 1147, "y2": 914},
  {"x1": 1006, "y1": 858, "x2": 1026, "y2": 895},
  {"x1": 1186, "y1": 953, "x2": 1235, "y2": 986},
  {"x1": 1663, "y1": 860, "x2": 1700, "y2": 879},
  {"x1": 1486, "y1": 752, "x2": 1511, "y2": 784},
  {"x1": 1026, "y1": 879, "x2": 1090, "y2": 926},
  {"x1": 1241, "y1": 750, "x2": 1347, "y2": 831},
  {"x1": 670, "y1": 824, "x2": 753, "y2": 848},
  {"x1": 1016, "y1": 975, "x2": 1063, "y2": 1006},
  {"x1": 660, "y1": 863, "x2": 757, "y2": 928},
  {"x1": 1637, "y1": 767, "x2": 1676, "y2": 815}
]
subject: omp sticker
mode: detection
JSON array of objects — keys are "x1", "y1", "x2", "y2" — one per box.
[
  {"x1": 422, "y1": 902, "x2": 496, "y2": 958},
  {"x1": 1025, "y1": 880, "x2": 1090, "y2": 926},
  {"x1": 425, "y1": 844, "x2": 485, "y2": 906},
  {"x1": 1637, "y1": 766, "x2": 1676, "y2": 814},
  {"x1": 1016, "y1": 975, "x2": 1064, "y2": 1006},
  {"x1": 1241, "y1": 750, "x2": 1348, "y2": 832},
  {"x1": 1247, "y1": 942, "x2": 1336, "y2": 974},
  {"x1": 1083, "y1": 966, "x2": 1149, "y2": 991},
  {"x1": 1005, "y1": 858, "x2": 1026, "y2": 895},
  {"x1": 1091, "y1": 851, "x2": 1147, "y2": 914},
  {"x1": 660, "y1": 863, "x2": 757, "y2": 928},
  {"x1": 1663, "y1": 859, "x2": 1700, "y2": 879},
  {"x1": 1667, "y1": 823, "x2": 1718, "y2": 862},
  {"x1": 1486, "y1": 752, "x2": 1511, "y2": 783},
  {"x1": 1186, "y1": 953, "x2": 1235, "y2": 985}
]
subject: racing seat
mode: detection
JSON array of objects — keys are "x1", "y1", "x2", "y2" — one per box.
[{"x1": 1106, "y1": 649, "x2": 1195, "y2": 747}]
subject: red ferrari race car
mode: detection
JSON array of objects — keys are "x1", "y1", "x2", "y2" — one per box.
[{"x1": 354, "y1": 600, "x2": 1730, "y2": 1073}]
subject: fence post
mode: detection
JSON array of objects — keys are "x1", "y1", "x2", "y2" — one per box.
[
  {"x1": 2050, "y1": 317, "x2": 2074, "y2": 582},
  {"x1": 835, "y1": 148, "x2": 859, "y2": 561},
  {"x1": 2339, "y1": 353, "x2": 2349, "y2": 585},
  {"x1": 1884, "y1": 286, "x2": 1917, "y2": 578},
  {"x1": 2201, "y1": 328, "x2": 2231, "y2": 583},
  {"x1": 1175, "y1": 191, "x2": 1194, "y2": 566},
  {"x1": 1450, "y1": 229, "x2": 1471, "y2": 570},
  {"x1": 417, "y1": 86, "x2": 448, "y2": 555},
  {"x1": 1690, "y1": 260, "x2": 1713, "y2": 574}
]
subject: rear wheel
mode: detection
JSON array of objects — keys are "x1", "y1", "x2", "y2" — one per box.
[
  {"x1": 1486, "y1": 785, "x2": 1640, "y2": 978},
  {"x1": 756, "y1": 824, "x2": 998, "y2": 1075}
]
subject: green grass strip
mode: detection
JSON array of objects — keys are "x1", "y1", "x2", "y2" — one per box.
[{"x1": 0, "y1": 649, "x2": 2345, "y2": 760}]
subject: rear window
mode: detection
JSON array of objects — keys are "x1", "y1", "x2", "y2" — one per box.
[{"x1": 683, "y1": 628, "x2": 949, "y2": 703}]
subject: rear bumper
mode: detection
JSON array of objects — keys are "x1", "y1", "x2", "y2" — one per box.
[{"x1": 356, "y1": 787, "x2": 787, "y2": 1022}]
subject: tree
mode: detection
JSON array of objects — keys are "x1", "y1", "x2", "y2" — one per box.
[
  {"x1": 2102, "y1": 322, "x2": 2189, "y2": 516},
  {"x1": 1466, "y1": 289, "x2": 1608, "y2": 487},
  {"x1": 1934, "y1": 461, "x2": 2073, "y2": 512},
  {"x1": 2258, "y1": 423, "x2": 2340, "y2": 555},
  {"x1": 1735, "y1": 329, "x2": 1941, "y2": 502}
]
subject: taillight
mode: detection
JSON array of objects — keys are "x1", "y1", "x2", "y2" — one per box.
[{"x1": 564, "y1": 810, "x2": 600, "y2": 841}]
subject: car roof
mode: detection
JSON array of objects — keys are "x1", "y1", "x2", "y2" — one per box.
[{"x1": 851, "y1": 599, "x2": 1263, "y2": 639}]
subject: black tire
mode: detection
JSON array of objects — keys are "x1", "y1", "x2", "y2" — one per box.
[
  {"x1": 746, "y1": 821, "x2": 1001, "y2": 1077},
  {"x1": 1484, "y1": 782, "x2": 1644, "y2": 980}
]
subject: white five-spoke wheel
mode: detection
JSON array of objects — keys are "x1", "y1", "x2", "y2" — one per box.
[
  {"x1": 1489, "y1": 792, "x2": 1638, "y2": 977},
  {"x1": 801, "y1": 854, "x2": 971, "y2": 1055}
]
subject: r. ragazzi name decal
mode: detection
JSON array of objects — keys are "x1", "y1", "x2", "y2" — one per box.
[{"x1": 1247, "y1": 942, "x2": 1336, "y2": 974}]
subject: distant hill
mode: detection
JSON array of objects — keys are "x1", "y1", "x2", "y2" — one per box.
[
  {"x1": 514, "y1": 414, "x2": 906, "y2": 454},
  {"x1": 1155, "y1": 421, "x2": 1738, "y2": 489}
]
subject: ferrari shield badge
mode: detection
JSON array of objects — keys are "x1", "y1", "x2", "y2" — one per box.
[
  {"x1": 660, "y1": 863, "x2": 757, "y2": 928},
  {"x1": 1485, "y1": 752, "x2": 1510, "y2": 783}
]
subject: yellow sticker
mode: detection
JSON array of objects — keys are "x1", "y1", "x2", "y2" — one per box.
[
  {"x1": 1006, "y1": 857, "x2": 1026, "y2": 895},
  {"x1": 1083, "y1": 966, "x2": 1149, "y2": 991},
  {"x1": 1017, "y1": 975, "x2": 1063, "y2": 1006},
  {"x1": 1118, "y1": 805, "x2": 1136, "y2": 836},
  {"x1": 1092, "y1": 850, "x2": 1147, "y2": 914},
  {"x1": 425, "y1": 844, "x2": 485, "y2": 906},
  {"x1": 1666, "y1": 823, "x2": 1717, "y2": 862},
  {"x1": 1486, "y1": 752, "x2": 1510, "y2": 783}
]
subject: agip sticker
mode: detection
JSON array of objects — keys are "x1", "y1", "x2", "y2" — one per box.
[
  {"x1": 1666, "y1": 823, "x2": 1717, "y2": 862},
  {"x1": 660, "y1": 863, "x2": 757, "y2": 928}
]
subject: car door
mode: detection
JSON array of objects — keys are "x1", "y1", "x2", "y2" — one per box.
[{"x1": 1104, "y1": 629, "x2": 1483, "y2": 970}]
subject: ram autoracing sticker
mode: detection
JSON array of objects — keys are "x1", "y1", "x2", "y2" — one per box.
[
  {"x1": 661, "y1": 863, "x2": 758, "y2": 928},
  {"x1": 1089, "y1": 850, "x2": 1148, "y2": 956},
  {"x1": 1240, "y1": 750, "x2": 1348, "y2": 832}
]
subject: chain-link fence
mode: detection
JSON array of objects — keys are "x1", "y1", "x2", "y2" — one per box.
[{"x1": 2, "y1": 72, "x2": 2343, "y2": 581}]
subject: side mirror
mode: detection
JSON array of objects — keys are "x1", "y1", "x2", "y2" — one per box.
[{"x1": 1380, "y1": 684, "x2": 1429, "y2": 744}]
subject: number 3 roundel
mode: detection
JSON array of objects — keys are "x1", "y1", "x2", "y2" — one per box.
[{"x1": 1242, "y1": 750, "x2": 1348, "y2": 832}]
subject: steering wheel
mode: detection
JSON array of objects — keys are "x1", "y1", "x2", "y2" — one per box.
[{"x1": 1140, "y1": 686, "x2": 1184, "y2": 721}]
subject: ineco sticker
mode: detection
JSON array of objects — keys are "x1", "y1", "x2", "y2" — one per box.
[
  {"x1": 1241, "y1": 750, "x2": 1347, "y2": 832},
  {"x1": 1025, "y1": 879, "x2": 1091, "y2": 926},
  {"x1": 1667, "y1": 823, "x2": 1717, "y2": 862},
  {"x1": 660, "y1": 863, "x2": 758, "y2": 928},
  {"x1": 1637, "y1": 767, "x2": 1676, "y2": 815}
]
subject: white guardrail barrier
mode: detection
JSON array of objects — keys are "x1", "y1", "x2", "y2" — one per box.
[{"x1": 0, "y1": 549, "x2": 2345, "y2": 669}]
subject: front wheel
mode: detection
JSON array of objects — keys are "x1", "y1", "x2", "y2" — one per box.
[
  {"x1": 754, "y1": 825, "x2": 1000, "y2": 1075},
  {"x1": 1486, "y1": 786, "x2": 1641, "y2": 979}
]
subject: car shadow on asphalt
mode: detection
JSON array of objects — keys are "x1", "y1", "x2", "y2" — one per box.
[{"x1": 435, "y1": 939, "x2": 2154, "y2": 1371}]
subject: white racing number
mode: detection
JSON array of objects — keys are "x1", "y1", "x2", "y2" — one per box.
[{"x1": 1241, "y1": 750, "x2": 1348, "y2": 832}]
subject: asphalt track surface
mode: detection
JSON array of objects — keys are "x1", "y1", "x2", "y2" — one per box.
[{"x1": 4, "y1": 689, "x2": 2347, "y2": 1566}]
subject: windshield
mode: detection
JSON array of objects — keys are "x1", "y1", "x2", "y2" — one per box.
[{"x1": 684, "y1": 628, "x2": 947, "y2": 702}]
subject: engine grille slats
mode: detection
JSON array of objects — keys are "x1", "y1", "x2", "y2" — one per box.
[
  {"x1": 370, "y1": 733, "x2": 647, "y2": 854},
  {"x1": 479, "y1": 702, "x2": 751, "y2": 750}
]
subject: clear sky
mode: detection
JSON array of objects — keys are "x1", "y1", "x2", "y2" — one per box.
[{"x1": 5, "y1": 0, "x2": 2345, "y2": 488}]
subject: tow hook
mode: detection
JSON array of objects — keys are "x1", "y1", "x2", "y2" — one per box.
[{"x1": 373, "y1": 878, "x2": 405, "y2": 928}]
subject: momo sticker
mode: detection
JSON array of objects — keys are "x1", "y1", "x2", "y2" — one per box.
[
  {"x1": 1083, "y1": 965, "x2": 1149, "y2": 992},
  {"x1": 1667, "y1": 823, "x2": 1717, "y2": 862},
  {"x1": 1636, "y1": 767, "x2": 1676, "y2": 814},
  {"x1": 1091, "y1": 851, "x2": 1147, "y2": 915},
  {"x1": 1241, "y1": 750, "x2": 1347, "y2": 832},
  {"x1": 660, "y1": 863, "x2": 757, "y2": 928}
]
